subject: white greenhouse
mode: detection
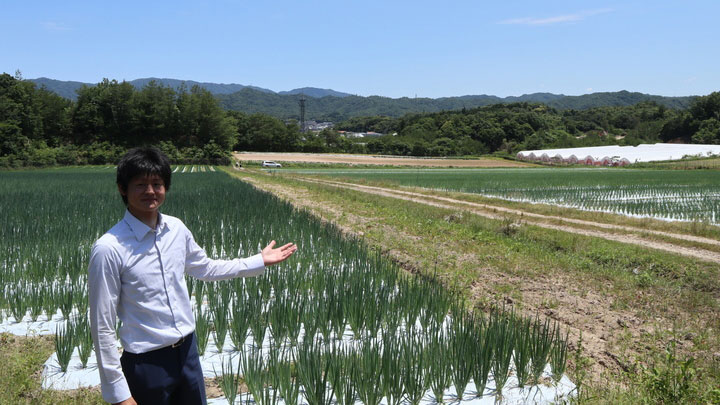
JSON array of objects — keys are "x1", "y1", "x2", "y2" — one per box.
[{"x1": 517, "y1": 143, "x2": 720, "y2": 166}]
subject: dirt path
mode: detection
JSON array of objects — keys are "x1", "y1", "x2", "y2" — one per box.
[
  {"x1": 295, "y1": 177, "x2": 720, "y2": 264},
  {"x1": 233, "y1": 152, "x2": 533, "y2": 167}
]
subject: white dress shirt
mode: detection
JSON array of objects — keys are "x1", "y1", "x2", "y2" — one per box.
[{"x1": 88, "y1": 210, "x2": 265, "y2": 403}]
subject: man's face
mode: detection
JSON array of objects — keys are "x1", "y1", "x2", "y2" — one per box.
[{"x1": 120, "y1": 174, "x2": 166, "y2": 217}]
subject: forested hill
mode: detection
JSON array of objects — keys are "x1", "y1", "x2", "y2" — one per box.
[
  {"x1": 30, "y1": 77, "x2": 695, "y2": 121},
  {"x1": 218, "y1": 89, "x2": 696, "y2": 121},
  {"x1": 28, "y1": 77, "x2": 348, "y2": 100},
  {"x1": 29, "y1": 77, "x2": 276, "y2": 99}
]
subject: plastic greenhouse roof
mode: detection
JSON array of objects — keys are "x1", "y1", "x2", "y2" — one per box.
[{"x1": 518, "y1": 143, "x2": 720, "y2": 163}]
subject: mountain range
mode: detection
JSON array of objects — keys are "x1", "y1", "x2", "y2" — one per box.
[
  {"x1": 28, "y1": 77, "x2": 697, "y2": 121},
  {"x1": 28, "y1": 77, "x2": 352, "y2": 100}
]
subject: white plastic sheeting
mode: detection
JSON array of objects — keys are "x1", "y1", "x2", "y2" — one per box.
[
  {"x1": 207, "y1": 372, "x2": 577, "y2": 405},
  {"x1": 39, "y1": 333, "x2": 576, "y2": 404},
  {"x1": 517, "y1": 143, "x2": 720, "y2": 165},
  {"x1": 2, "y1": 311, "x2": 576, "y2": 404},
  {"x1": 0, "y1": 309, "x2": 75, "y2": 336}
]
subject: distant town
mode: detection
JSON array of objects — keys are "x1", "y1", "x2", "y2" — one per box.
[{"x1": 302, "y1": 120, "x2": 386, "y2": 138}]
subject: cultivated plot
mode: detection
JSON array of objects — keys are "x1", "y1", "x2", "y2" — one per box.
[{"x1": 286, "y1": 168, "x2": 720, "y2": 224}]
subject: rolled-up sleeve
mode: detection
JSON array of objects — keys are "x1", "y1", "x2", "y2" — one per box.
[
  {"x1": 88, "y1": 243, "x2": 131, "y2": 404},
  {"x1": 184, "y1": 228, "x2": 265, "y2": 281}
]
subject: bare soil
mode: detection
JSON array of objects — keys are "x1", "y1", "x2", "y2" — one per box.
[{"x1": 233, "y1": 152, "x2": 533, "y2": 167}]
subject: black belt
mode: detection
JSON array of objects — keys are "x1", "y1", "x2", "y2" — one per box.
[
  {"x1": 122, "y1": 333, "x2": 194, "y2": 358},
  {"x1": 171, "y1": 333, "x2": 190, "y2": 348}
]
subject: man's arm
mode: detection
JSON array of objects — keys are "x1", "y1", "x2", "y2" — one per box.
[
  {"x1": 88, "y1": 243, "x2": 133, "y2": 404},
  {"x1": 184, "y1": 226, "x2": 296, "y2": 280},
  {"x1": 184, "y1": 230, "x2": 266, "y2": 280}
]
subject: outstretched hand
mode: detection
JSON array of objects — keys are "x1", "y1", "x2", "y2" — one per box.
[{"x1": 261, "y1": 240, "x2": 297, "y2": 266}]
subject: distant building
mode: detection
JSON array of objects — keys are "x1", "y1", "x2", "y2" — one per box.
[
  {"x1": 340, "y1": 131, "x2": 385, "y2": 138},
  {"x1": 306, "y1": 121, "x2": 334, "y2": 132}
]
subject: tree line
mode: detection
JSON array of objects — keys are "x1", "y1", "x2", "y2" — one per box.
[
  {"x1": 1, "y1": 73, "x2": 301, "y2": 167},
  {"x1": 333, "y1": 93, "x2": 720, "y2": 156},
  {"x1": 1, "y1": 71, "x2": 718, "y2": 167}
]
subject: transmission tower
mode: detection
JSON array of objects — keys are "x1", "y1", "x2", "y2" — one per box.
[{"x1": 299, "y1": 94, "x2": 306, "y2": 132}]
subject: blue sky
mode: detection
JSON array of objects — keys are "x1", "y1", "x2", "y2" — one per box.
[{"x1": 2, "y1": 1, "x2": 718, "y2": 98}]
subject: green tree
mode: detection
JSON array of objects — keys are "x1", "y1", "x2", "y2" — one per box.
[
  {"x1": 691, "y1": 118, "x2": 720, "y2": 144},
  {"x1": 689, "y1": 92, "x2": 720, "y2": 121},
  {"x1": 243, "y1": 113, "x2": 287, "y2": 151},
  {"x1": 320, "y1": 128, "x2": 343, "y2": 152},
  {"x1": 131, "y1": 80, "x2": 178, "y2": 145}
]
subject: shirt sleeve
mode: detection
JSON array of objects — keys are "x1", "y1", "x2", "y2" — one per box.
[
  {"x1": 184, "y1": 227, "x2": 265, "y2": 281},
  {"x1": 88, "y1": 242, "x2": 132, "y2": 404}
]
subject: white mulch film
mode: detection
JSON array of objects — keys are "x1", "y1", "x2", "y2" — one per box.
[
  {"x1": 0, "y1": 309, "x2": 82, "y2": 336},
  {"x1": 173, "y1": 165, "x2": 215, "y2": 173},
  {"x1": 517, "y1": 143, "x2": 720, "y2": 164},
  {"x1": 2, "y1": 311, "x2": 576, "y2": 404}
]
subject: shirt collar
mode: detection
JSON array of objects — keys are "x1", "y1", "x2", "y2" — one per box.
[{"x1": 123, "y1": 210, "x2": 169, "y2": 241}]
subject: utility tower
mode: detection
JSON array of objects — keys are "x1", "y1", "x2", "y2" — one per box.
[{"x1": 299, "y1": 94, "x2": 307, "y2": 132}]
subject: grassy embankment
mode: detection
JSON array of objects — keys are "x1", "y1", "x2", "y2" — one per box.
[
  {"x1": 0, "y1": 333, "x2": 104, "y2": 404},
  {"x1": 630, "y1": 156, "x2": 720, "y2": 170},
  {"x1": 227, "y1": 167, "x2": 720, "y2": 404}
]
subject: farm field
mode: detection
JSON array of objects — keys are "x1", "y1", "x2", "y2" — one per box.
[
  {"x1": 0, "y1": 168, "x2": 572, "y2": 404},
  {"x1": 234, "y1": 152, "x2": 534, "y2": 168},
  {"x1": 283, "y1": 168, "x2": 720, "y2": 225},
  {"x1": 229, "y1": 166, "x2": 720, "y2": 404}
]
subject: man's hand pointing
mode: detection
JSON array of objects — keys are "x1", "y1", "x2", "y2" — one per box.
[{"x1": 261, "y1": 240, "x2": 297, "y2": 266}]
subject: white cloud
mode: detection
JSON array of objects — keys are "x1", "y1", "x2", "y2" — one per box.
[
  {"x1": 499, "y1": 8, "x2": 613, "y2": 26},
  {"x1": 41, "y1": 22, "x2": 72, "y2": 32},
  {"x1": 586, "y1": 87, "x2": 594, "y2": 92}
]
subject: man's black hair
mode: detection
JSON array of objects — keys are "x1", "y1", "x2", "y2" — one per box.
[{"x1": 116, "y1": 147, "x2": 172, "y2": 205}]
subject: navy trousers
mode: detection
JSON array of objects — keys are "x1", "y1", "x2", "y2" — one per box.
[{"x1": 120, "y1": 332, "x2": 207, "y2": 405}]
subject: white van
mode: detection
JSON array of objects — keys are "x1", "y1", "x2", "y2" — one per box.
[{"x1": 262, "y1": 160, "x2": 282, "y2": 168}]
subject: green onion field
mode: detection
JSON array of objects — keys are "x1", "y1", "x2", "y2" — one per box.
[
  {"x1": 286, "y1": 168, "x2": 720, "y2": 224},
  {"x1": 0, "y1": 167, "x2": 572, "y2": 403}
]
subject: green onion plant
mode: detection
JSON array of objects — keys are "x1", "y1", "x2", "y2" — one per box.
[
  {"x1": 352, "y1": 338, "x2": 384, "y2": 405},
  {"x1": 216, "y1": 355, "x2": 241, "y2": 405},
  {"x1": 76, "y1": 314, "x2": 93, "y2": 368},
  {"x1": 550, "y1": 328, "x2": 570, "y2": 382},
  {"x1": 327, "y1": 344, "x2": 357, "y2": 405},
  {"x1": 195, "y1": 306, "x2": 211, "y2": 356},
  {"x1": 491, "y1": 310, "x2": 515, "y2": 394},
  {"x1": 294, "y1": 337, "x2": 334, "y2": 405},
  {"x1": 402, "y1": 331, "x2": 429, "y2": 405},
  {"x1": 55, "y1": 321, "x2": 75, "y2": 373},
  {"x1": 449, "y1": 307, "x2": 475, "y2": 399},
  {"x1": 512, "y1": 315, "x2": 533, "y2": 388},
  {"x1": 529, "y1": 316, "x2": 555, "y2": 384}
]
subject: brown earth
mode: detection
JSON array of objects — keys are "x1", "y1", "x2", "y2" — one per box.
[{"x1": 233, "y1": 152, "x2": 533, "y2": 167}]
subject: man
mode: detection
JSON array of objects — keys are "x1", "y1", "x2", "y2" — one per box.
[{"x1": 88, "y1": 147, "x2": 297, "y2": 405}]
